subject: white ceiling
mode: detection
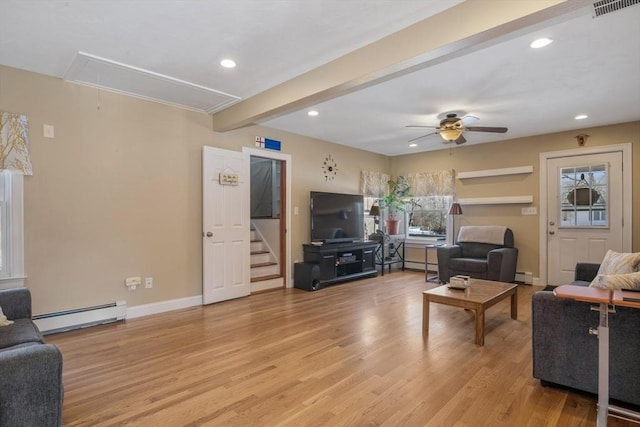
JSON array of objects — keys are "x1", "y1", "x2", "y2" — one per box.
[{"x1": 1, "y1": 0, "x2": 639, "y2": 156}]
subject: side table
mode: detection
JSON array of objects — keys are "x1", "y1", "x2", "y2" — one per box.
[
  {"x1": 374, "y1": 235, "x2": 405, "y2": 276},
  {"x1": 425, "y1": 244, "x2": 443, "y2": 282}
]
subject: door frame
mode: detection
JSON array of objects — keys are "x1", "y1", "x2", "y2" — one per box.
[
  {"x1": 539, "y1": 143, "x2": 632, "y2": 285},
  {"x1": 243, "y1": 147, "x2": 293, "y2": 288}
]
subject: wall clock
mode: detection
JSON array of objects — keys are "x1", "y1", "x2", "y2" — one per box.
[{"x1": 322, "y1": 154, "x2": 338, "y2": 181}]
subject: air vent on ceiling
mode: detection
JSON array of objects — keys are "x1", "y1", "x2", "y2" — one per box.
[
  {"x1": 592, "y1": 0, "x2": 639, "y2": 17},
  {"x1": 64, "y1": 52, "x2": 241, "y2": 113}
]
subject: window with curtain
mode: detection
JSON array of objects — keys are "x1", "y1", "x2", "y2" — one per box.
[
  {"x1": 0, "y1": 111, "x2": 30, "y2": 287},
  {"x1": 0, "y1": 171, "x2": 24, "y2": 284},
  {"x1": 360, "y1": 170, "x2": 456, "y2": 240},
  {"x1": 405, "y1": 170, "x2": 455, "y2": 241},
  {"x1": 360, "y1": 170, "x2": 390, "y2": 237}
]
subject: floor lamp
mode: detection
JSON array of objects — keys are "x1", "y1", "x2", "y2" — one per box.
[{"x1": 448, "y1": 202, "x2": 463, "y2": 243}]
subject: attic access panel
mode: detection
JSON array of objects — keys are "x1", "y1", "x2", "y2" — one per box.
[{"x1": 65, "y1": 52, "x2": 241, "y2": 113}]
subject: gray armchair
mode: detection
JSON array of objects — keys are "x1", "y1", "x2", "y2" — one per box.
[{"x1": 437, "y1": 226, "x2": 518, "y2": 284}]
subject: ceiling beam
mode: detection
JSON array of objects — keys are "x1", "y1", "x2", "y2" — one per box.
[{"x1": 211, "y1": 0, "x2": 590, "y2": 132}]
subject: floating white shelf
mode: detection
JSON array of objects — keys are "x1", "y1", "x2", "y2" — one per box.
[
  {"x1": 458, "y1": 196, "x2": 534, "y2": 205},
  {"x1": 457, "y1": 165, "x2": 533, "y2": 179}
]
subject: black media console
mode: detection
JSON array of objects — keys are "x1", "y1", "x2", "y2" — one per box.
[{"x1": 294, "y1": 241, "x2": 377, "y2": 291}]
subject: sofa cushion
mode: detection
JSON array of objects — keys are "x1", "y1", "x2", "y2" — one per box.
[
  {"x1": 597, "y1": 250, "x2": 640, "y2": 275},
  {"x1": 449, "y1": 258, "x2": 488, "y2": 274},
  {"x1": 590, "y1": 271, "x2": 640, "y2": 290},
  {"x1": 0, "y1": 319, "x2": 44, "y2": 350}
]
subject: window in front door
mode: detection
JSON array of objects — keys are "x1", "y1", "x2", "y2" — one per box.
[{"x1": 559, "y1": 164, "x2": 608, "y2": 228}]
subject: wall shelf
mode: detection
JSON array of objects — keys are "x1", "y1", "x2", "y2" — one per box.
[
  {"x1": 457, "y1": 165, "x2": 533, "y2": 179},
  {"x1": 458, "y1": 196, "x2": 533, "y2": 205}
]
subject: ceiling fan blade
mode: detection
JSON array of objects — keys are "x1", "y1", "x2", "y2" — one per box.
[
  {"x1": 406, "y1": 125, "x2": 439, "y2": 128},
  {"x1": 465, "y1": 126, "x2": 508, "y2": 133},
  {"x1": 408, "y1": 132, "x2": 438, "y2": 143},
  {"x1": 454, "y1": 134, "x2": 467, "y2": 145},
  {"x1": 460, "y1": 115, "x2": 479, "y2": 125}
]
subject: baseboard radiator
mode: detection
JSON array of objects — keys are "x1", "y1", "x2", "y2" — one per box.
[
  {"x1": 515, "y1": 271, "x2": 533, "y2": 285},
  {"x1": 33, "y1": 301, "x2": 127, "y2": 335}
]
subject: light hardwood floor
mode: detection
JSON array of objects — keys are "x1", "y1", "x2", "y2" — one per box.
[{"x1": 47, "y1": 271, "x2": 635, "y2": 426}]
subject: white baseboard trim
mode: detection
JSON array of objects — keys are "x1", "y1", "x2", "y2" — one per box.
[{"x1": 127, "y1": 295, "x2": 203, "y2": 319}]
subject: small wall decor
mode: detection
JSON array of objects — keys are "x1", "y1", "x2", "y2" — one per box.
[
  {"x1": 322, "y1": 154, "x2": 338, "y2": 181},
  {"x1": 575, "y1": 134, "x2": 589, "y2": 146},
  {"x1": 0, "y1": 111, "x2": 33, "y2": 175},
  {"x1": 255, "y1": 136, "x2": 281, "y2": 151}
]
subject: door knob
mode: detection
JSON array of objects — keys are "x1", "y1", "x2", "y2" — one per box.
[
  {"x1": 549, "y1": 231, "x2": 555, "y2": 235},
  {"x1": 206, "y1": 231, "x2": 213, "y2": 237}
]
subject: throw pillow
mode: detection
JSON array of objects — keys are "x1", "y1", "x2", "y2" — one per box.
[
  {"x1": 590, "y1": 271, "x2": 640, "y2": 291},
  {"x1": 597, "y1": 250, "x2": 640, "y2": 275},
  {"x1": 0, "y1": 306, "x2": 13, "y2": 326}
]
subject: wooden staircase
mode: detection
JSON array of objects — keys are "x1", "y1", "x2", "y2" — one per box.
[{"x1": 250, "y1": 229, "x2": 280, "y2": 283}]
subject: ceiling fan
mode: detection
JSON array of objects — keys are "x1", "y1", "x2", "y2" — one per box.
[{"x1": 406, "y1": 113, "x2": 508, "y2": 145}]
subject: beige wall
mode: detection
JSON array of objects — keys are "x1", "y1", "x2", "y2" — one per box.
[
  {"x1": 0, "y1": 65, "x2": 387, "y2": 315},
  {"x1": 391, "y1": 122, "x2": 640, "y2": 278},
  {"x1": 2, "y1": 63, "x2": 638, "y2": 314}
]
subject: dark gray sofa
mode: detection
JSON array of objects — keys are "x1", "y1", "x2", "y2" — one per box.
[
  {"x1": 0, "y1": 288, "x2": 63, "y2": 426},
  {"x1": 437, "y1": 227, "x2": 518, "y2": 284},
  {"x1": 532, "y1": 262, "x2": 640, "y2": 406}
]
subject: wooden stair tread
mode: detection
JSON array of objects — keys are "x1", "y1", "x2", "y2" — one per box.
[
  {"x1": 251, "y1": 250, "x2": 269, "y2": 255},
  {"x1": 251, "y1": 261, "x2": 278, "y2": 268},
  {"x1": 250, "y1": 274, "x2": 282, "y2": 283}
]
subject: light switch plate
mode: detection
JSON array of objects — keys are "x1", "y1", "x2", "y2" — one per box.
[{"x1": 43, "y1": 124, "x2": 55, "y2": 138}]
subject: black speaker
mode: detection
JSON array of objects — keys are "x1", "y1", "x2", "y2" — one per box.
[{"x1": 294, "y1": 262, "x2": 321, "y2": 291}]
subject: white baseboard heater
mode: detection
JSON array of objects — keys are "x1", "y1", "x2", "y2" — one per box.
[
  {"x1": 515, "y1": 271, "x2": 533, "y2": 285},
  {"x1": 33, "y1": 301, "x2": 127, "y2": 335}
]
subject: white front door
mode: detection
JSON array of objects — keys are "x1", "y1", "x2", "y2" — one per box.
[
  {"x1": 546, "y1": 152, "x2": 623, "y2": 285},
  {"x1": 202, "y1": 146, "x2": 250, "y2": 304}
]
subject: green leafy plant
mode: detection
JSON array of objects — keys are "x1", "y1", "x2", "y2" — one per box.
[{"x1": 381, "y1": 176, "x2": 414, "y2": 220}]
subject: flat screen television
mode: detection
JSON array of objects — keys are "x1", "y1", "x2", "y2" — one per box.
[{"x1": 310, "y1": 191, "x2": 364, "y2": 244}]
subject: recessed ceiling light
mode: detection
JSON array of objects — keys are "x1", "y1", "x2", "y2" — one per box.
[
  {"x1": 307, "y1": 110, "x2": 319, "y2": 117},
  {"x1": 575, "y1": 114, "x2": 588, "y2": 120},
  {"x1": 409, "y1": 143, "x2": 417, "y2": 148},
  {"x1": 530, "y1": 38, "x2": 553, "y2": 49},
  {"x1": 220, "y1": 59, "x2": 236, "y2": 68}
]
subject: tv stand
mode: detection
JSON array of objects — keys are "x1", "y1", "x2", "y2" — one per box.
[{"x1": 300, "y1": 241, "x2": 377, "y2": 289}]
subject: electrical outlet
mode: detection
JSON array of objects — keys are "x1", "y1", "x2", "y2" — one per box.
[
  {"x1": 125, "y1": 277, "x2": 142, "y2": 289},
  {"x1": 145, "y1": 277, "x2": 153, "y2": 289}
]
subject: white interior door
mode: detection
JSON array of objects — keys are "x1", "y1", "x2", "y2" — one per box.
[
  {"x1": 546, "y1": 152, "x2": 623, "y2": 285},
  {"x1": 203, "y1": 146, "x2": 250, "y2": 304}
]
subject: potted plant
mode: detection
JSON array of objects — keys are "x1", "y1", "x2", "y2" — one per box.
[{"x1": 381, "y1": 176, "x2": 413, "y2": 235}]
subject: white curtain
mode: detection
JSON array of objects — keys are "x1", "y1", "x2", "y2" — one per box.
[
  {"x1": 0, "y1": 111, "x2": 33, "y2": 175},
  {"x1": 406, "y1": 170, "x2": 454, "y2": 197},
  {"x1": 360, "y1": 170, "x2": 390, "y2": 198}
]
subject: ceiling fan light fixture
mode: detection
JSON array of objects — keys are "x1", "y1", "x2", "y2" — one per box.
[{"x1": 440, "y1": 128, "x2": 462, "y2": 142}]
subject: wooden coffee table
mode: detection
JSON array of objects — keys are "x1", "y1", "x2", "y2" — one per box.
[{"x1": 422, "y1": 279, "x2": 518, "y2": 346}]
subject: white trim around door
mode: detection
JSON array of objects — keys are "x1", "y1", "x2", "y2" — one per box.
[
  {"x1": 539, "y1": 143, "x2": 632, "y2": 286},
  {"x1": 243, "y1": 147, "x2": 293, "y2": 288}
]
